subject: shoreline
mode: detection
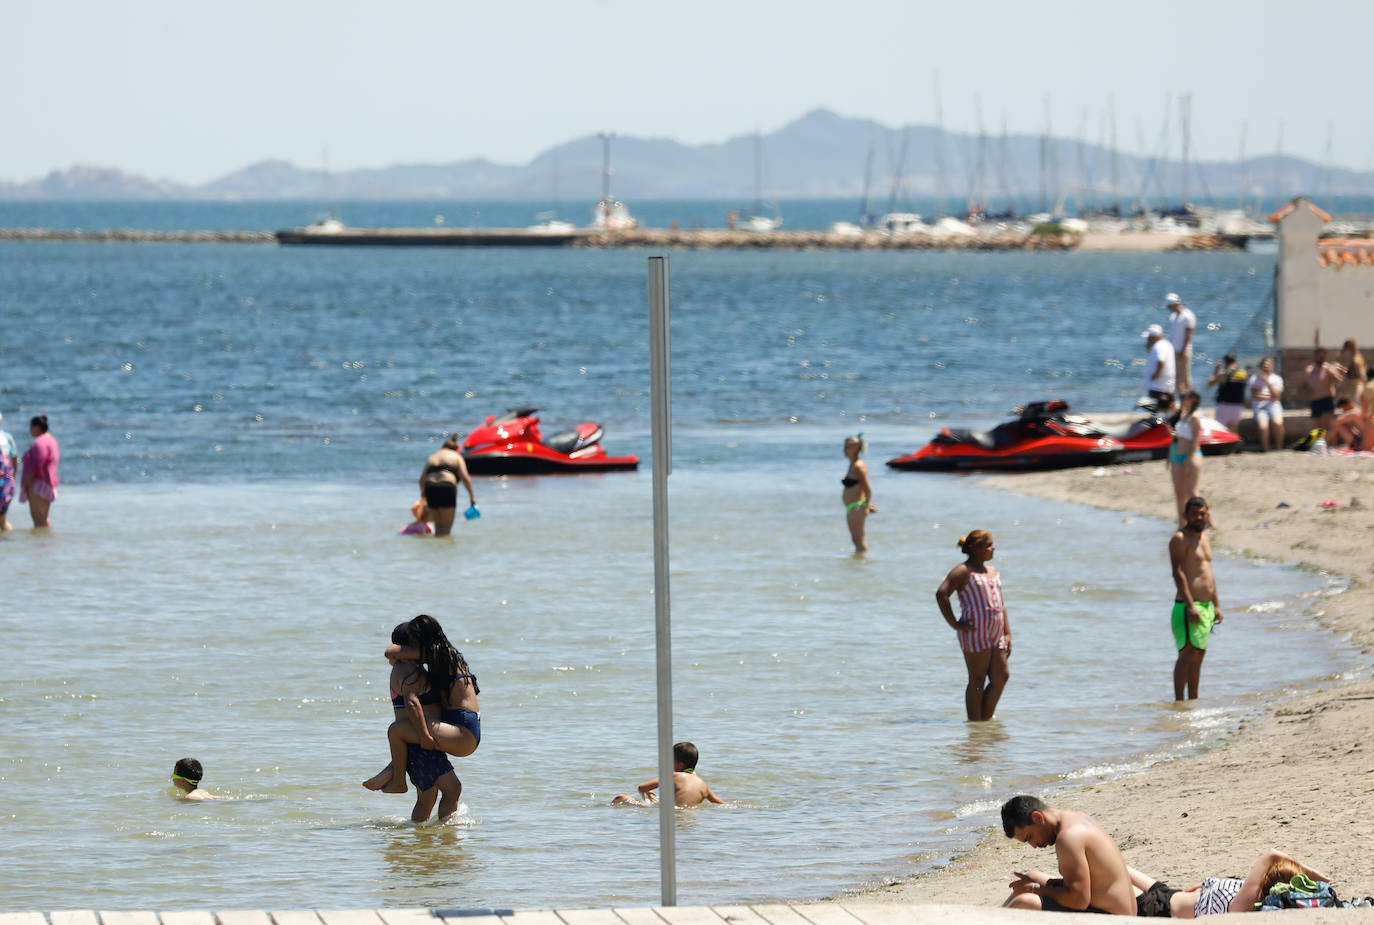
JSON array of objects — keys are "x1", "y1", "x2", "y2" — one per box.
[{"x1": 833, "y1": 451, "x2": 1374, "y2": 909}]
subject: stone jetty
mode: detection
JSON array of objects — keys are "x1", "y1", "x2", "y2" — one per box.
[{"x1": 0, "y1": 226, "x2": 1250, "y2": 252}]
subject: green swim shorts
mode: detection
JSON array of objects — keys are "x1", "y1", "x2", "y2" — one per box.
[{"x1": 1171, "y1": 600, "x2": 1216, "y2": 651}]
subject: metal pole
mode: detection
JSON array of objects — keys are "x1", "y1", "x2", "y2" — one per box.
[{"x1": 648, "y1": 255, "x2": 676, "y2": 906}]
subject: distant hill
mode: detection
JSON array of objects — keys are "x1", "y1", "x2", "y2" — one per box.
[{"x1": 4, "y1": 108, "x2": 1372, "y2": 204}]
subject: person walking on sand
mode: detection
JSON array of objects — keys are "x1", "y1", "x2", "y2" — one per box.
[
  {"x1": 1168, "y1": 391, "x2": 1205, "y2": 527},
  {"x1": 841, "y1": 433, "x2": 877, "y2": 553},
  {"x1": 419, "y1": 434, "x2": 476, "y2": 537},
  {"x1": 0, "y1": 413, "x2": 17, "y2": 532},
  {"x1": 1248, "y1": 357, "x2": 1284, "y2": 452},
  {"x1": 1166, "y1": 293, "x2": 1196, "y2": 396},
  {"x1": 935, "y1": 530, "x2": 1012, "y2": 721},
  {"x1": 1171, "y1": 496, "x2": 1222, "y2": 701},
  {"x1": 20, "y1": 414, "x2": 59, "y2": 528},
  {"x1": 1143, "y1": 325, "x2": 1176, "y2": 404},
  {"x1": 999, "y1": 795, "x2": 1163, "y2": 915}
]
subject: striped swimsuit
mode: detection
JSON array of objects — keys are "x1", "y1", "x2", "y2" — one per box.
[{"x1": 956, "y1": 569, "x2": 1008, "y2": 653}]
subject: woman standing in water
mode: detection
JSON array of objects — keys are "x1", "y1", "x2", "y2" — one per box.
[
  {"x1": 935, "y1": 530, "x2": 1011, "y2": 721},
  {"x1": 1169, "y1": 391, "x2": 1205, "y2": 527},
  {"x1": 840, "y1": 434, "x2": 876, "y2": 553},
  {"x1": 419, "y1": 434, "x2": 476, "y2": 537},
  {"x1": 20, "y1": 414, "x2": 59, "y2": 528},
  {"x1": 376, "y1": 614, "x2": 481, "y2": 794}
]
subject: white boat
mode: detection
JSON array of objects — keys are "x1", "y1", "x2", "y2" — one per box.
[
  {"x1": 305, "y1": 216, "x2": 346, "y2": 234},
  {"x1": 881, "y1": 212, "x2": 929, "y2": 236},
  {"x1": 590, "y1": 198, "x2": 637, "y2": 230},
  {"x1": 735, "y1": 131, "x2": 782, "y2": 232}
]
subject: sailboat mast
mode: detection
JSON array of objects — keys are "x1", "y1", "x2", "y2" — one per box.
[
  {"x1": 933, "y1": 72, "x2": 949, "y2": 217},
  {"x1": 1110, "y1": 96, "x2": 1120, "y2": 214},
  {"x1": 1180, "y1": 92, "x2": 1191, "y2": 207}
]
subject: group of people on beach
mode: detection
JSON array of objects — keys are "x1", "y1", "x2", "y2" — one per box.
[
  {"x1": 998, "y1": 794, "x2": 1351, "y2": 915},
  {"x1": 0, "y1": 413, "x2": 60, "y2": 531}
]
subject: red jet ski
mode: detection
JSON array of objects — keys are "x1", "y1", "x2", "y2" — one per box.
[
  {"x1": 1062, "y1": 400, "x2": 1242, "y2": 462},
  {"x1": 887, "y1": 400, "x2": 1124, "y2": 472},
  {"x1": 461, "y1": 408, "x2": 639, "y2": 475}
]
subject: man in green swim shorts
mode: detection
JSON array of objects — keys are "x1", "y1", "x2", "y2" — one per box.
[{"x1": 1169, "y1": 496, "x2": 1223, "y2": 701}]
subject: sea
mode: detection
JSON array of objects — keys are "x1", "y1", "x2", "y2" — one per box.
[{"x1": 0, "y1": 200, "x2": 1365, "y2": 912}]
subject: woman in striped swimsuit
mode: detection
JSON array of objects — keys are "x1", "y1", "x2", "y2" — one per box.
[{"x1": 935, "y1": 530, "x2": 1012, "y2": 721}]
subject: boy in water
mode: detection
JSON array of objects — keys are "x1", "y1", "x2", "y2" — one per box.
[
  {"x1": 170, "y1": 757, "x2": 225, "y2": 801},
  {"x1": 611, "y1": 741, "x2": 723, "y2": 807}
]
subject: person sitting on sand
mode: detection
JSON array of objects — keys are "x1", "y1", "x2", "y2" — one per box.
[
  {"x1": 170, "y1": 757, "x2": 226, "y2": 801},
  {"x1": 1000, "y1": 794, "x2": 1174, "y2": 916},
  {"x1": 362, "y1": 621, "x2": 465, "y2": 821},
  {"x1": 362, "y1": 614, "x2": 480, "y2": 796},
  {"x1": 611, "y1": 741, "x2": 723, "y2": 807},
  {"x1": 1126, "y1": 848, "x2": 1333, "y2": 916}
]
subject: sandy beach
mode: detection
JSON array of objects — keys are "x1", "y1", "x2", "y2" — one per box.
[{"x1": 848, "y1": 450, "x2": 1374, "y2": 913}]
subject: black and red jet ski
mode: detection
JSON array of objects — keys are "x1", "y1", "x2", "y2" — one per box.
[
  {"x1": 461, "y1": 408, "x2": 639, "y2": 475},
  {"x1": 1064, "y1": 399, "x2": 1241, "y2": 462},
  {"x1": 887, "y1": 400, "x2": 1123, "y2": 472},
  {"x1": 887, "y1": 399, "x2": 1241, "y2": 472}
]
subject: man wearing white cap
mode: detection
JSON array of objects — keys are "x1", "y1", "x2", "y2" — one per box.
[
  {"x1": 1166, "y1": 293, "x2": 1196, "y2": 395},
  {"x1": 1144, "y1": 324, "x2": 1176, "y2": 403}
]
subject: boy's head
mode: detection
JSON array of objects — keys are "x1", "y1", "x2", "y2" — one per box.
[
  {"x1": 673, "y1": 741, "x2": 699, "y2": 772},
  {"x1": 1001, "y1": 794, "x2": 1050, "y2": 841},
  {"x1": 172, "y1": 757, "x2": 203, "y2": 790}
]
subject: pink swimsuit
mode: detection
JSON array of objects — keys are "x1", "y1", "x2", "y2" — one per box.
[{"x1": 956, "y1": 569, "x2": 1008, "y2": 653}]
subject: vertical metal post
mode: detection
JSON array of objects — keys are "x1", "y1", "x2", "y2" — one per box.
[{"x1": 647, "y1": 255, "x2": 676, "y2": 906}]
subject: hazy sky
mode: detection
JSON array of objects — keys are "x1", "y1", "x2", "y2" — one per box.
[{"x1": 6, "y1": 0, "x2": 1371, "y2": 186}]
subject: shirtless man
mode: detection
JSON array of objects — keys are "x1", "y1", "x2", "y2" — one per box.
[
  {"x1": 1170, "y1": 496, "x2": 1222, "y2": 701},
  {"x1": 1305, "y1": 347, "x2": 1345, "y2": 436},
  {"x1": 1000, "y1": 794, "x2": 1171, "y2": 915}
]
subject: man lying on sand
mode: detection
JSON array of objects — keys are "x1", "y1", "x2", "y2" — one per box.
[
  {"x1": 1127, "y1": 848, "x2": 1332, "y2": 916},
  {"x1": 1000, "y1": 794, "x2": 1175, "y2": 916}
]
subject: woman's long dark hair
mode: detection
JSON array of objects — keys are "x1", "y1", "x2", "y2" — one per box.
[{"x1": 408, "y1": 614, "x2": 476, "y2": 702}]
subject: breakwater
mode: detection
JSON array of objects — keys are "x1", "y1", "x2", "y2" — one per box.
[{"x1": 0, "y1": 225, "x2": 1251, "y2": 251}]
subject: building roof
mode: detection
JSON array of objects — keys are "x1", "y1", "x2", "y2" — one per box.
[
  {"x1": 1269, "y1": 198, "x2": 1332, "y2": 224},
  {"x1": 1318, "y1": 238, "x2": 1374, "y2": 267}
]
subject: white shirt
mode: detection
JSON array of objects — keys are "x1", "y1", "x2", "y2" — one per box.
[
  {"x1": 1169, "y1": 307, "x2": 1196, "y2": 353},
  {"x1": 1249, "y1": 372, "x2": 1284, "y2": 409},
  {"x1": 1147, "y1": 338, "x2": 1176, "y2": 393}
]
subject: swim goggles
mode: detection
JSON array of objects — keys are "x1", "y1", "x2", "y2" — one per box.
[{"x1": 171, "y1": 773, "x2": 200, "y2": 786}]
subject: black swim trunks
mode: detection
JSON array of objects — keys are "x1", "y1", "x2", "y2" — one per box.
[
  {"x1": 1136, "y1": 880, "x2": 1178, "y2": 917},
  {"x1": 1310, "y1": 395, "x2": 1336, "y2": 418},
  {"x1": 423, "y1": 480, "x2": 458, "y2": 510},
  {"x1": 1037, "y1": 895, "x2": 1111, "y2": 914}
]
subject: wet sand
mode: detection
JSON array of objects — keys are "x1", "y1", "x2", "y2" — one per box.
[{"x1": 843, "y1": 450, "x2": 1374, "y2": 913}]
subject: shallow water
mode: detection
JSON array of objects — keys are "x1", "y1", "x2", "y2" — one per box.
[
  {"x1": 0, "y1": 451, "x2": 1355, "y2": 910},
  {"x1": 0, "y1": 229, "x2": 1360, "y2": 909}
]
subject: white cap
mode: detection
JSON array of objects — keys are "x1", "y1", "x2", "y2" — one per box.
[
  {"x1": 1142, "y1": 323, "x2": 1164, "y2": 339},
  {"x1": 1164, "y1": 292, "x2": 1181, "y2": 306}
]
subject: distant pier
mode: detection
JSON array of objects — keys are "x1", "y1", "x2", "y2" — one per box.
[{"x1": 0, "y1": 225, "x2": 1258, "y2": 252}]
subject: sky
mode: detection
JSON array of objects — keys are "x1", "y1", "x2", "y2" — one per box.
[{"x1": 5, "y1": 0, "x2": 1372, "y2": 186}]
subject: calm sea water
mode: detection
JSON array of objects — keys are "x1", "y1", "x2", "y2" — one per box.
[{"x1": 0, "y1": 215, "x2": 1362, "y2": 911}]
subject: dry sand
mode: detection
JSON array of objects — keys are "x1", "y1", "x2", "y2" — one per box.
[{"x1": 835, "y1": 451, "x2": 1374, "y2": 916}]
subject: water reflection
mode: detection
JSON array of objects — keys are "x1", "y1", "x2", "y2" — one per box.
[{"x1": 951, "y1": 718, "x2": 1010, "y2": 764}]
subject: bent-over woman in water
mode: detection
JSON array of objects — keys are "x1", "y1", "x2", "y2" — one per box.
[
  {"x1": 841, "y1": 434, "x2": 877, "y2": 553},
  {"x1": 935, "y1": 530, "x2": 1012, "y2": 721},
  {"x1": 420, "y1": 435, "x2": 476, "y2": 537}
]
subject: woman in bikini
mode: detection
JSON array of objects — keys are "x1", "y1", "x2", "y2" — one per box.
[
  {"x1": 935, "y1": 530, "x2": 1011, "y2": 721},
  {"x1": 1168, "y1": 391, "x2": 1205, "y2": 527},
  {"x1": 1126, "y1": 848, "x2": 1332, "y2": 916},
  {"x1": 841, "y1": 434, "x2": 877, "y2": 553},
  {"x1": 419, "y1": 434, "x2": 476, "y2": 537},
  {"x1": 373, "y1": 614, "x2": 481, "y2": 795}
]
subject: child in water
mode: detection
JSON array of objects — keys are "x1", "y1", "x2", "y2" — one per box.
[
  {"x1": 170, "y1": 757, "x2": 225, "y2": 801},
  {"x1": 399, "y1": 499, "x2": 433, "y2": 535},
  {"x1": 611, "y1": 741, "x2": 723, "y2": 807}
]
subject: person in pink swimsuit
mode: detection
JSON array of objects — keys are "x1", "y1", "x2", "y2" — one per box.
[
  {"x1": 20, "y1": 414, "x2": 59, "y2": 528},
  {"x1": 935, "y1": 529, "x2": 1012, "y2": 721}
]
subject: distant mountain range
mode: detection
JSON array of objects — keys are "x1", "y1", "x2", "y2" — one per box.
[{"x1": 3, "y1": 108, "x2": 1371, "y2": 206}]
